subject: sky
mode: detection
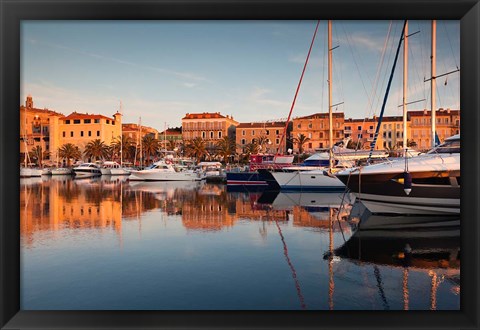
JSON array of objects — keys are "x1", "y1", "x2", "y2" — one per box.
[{"x1": 21, "y1": 20, "x2": 460, "y2": 130}]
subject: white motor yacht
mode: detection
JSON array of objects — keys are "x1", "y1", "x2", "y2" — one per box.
[
  {"x1": 102, "y1": 161, "x2": 131, "y2": 175},
  {"x1": 72, "y1": 163, "x2": 102, "y2": 178},
  {"x1": 335, "y1": 134, "x2": 460, "y2": 216},
  {"x1": 129, "y1": 161, "x2": 202, "y2": 181}
]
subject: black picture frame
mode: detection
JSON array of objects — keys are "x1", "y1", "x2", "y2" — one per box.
[{"x1": 1, "y1": 0, "x2": 479, "y2": 329}]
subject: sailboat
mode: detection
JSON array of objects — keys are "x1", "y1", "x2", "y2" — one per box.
[
  {"x1": 335, "y1": 20, "x2": 461, "y2": 216},
  {"x1": 269, "y1": 21, "x2": 346, "y2": 191},
  {"x1": 20, "y1": 106, "x2": 42, "y2": 177}
]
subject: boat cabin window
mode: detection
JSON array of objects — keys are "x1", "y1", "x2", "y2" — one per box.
[{"x1": 427, "y1": 138, "x2": 460, "y2": 154}]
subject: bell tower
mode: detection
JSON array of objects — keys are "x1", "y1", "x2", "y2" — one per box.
[{"x1": 26, "y1": 95, "x2": 33, "y2": 109}]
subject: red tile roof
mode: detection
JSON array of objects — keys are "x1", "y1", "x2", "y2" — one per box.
[
  {"x1": 236, "y1": 121, "x2": 286, "y2": 129},
  {"x1": 62, "y1": 111, "x2": 114, "y2": 121},
  {"x1": 182, "y1": 112, "x2": 226, "y2": 120}
]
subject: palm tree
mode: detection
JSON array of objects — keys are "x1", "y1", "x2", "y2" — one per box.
[
  {"x1": 29, "y1": 145, "x2": 50, "y2": 167},
  {"x1": 293, "y1": 133, "x2": 310, "y2": 154},
  {"x1": 58, "y1": 143, "x2": 81, "y2": 166},
  {"x1": 111, "y1": 135, "x2": 136, "y2": 163},
  {"x1": 243, "y1": 142, "x2": 260, "y2": 157},
  {"x1": 406, "y1": 139, "x2": 417, "y2": 148},
  {"x1": 167, "y1": 138, "x2": 177, "y2": 151},
  {"x1": 142, "y1": 135, "x2": 160, "y2": 165},
  {"x1": 84, "y1": 139, "x2": 109, "y2": 162},
  {"x1": 215, "y1": 136, "x2": 236, "y2": 162},
  {"x1": 185, "y1": 137, "x2": 208, "y2": 162}
]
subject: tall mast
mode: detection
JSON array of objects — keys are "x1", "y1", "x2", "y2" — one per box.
[
  {"x1": 139, "y1": 117, "x2": 143, "y2": 167},
  {"x1": 328, "y1": 20, "x2": 333, "y2": 171},
  {"x1": 431, "y1": 20, "x2": 437, "y2": 148},
  {"x1": 120, "y1": 101, "x2": 123, "y2": 167},
  {"x1": 403, "y1": 21, "x2": 408, "y2": 155}
]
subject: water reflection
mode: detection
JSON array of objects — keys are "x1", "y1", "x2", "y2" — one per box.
[{"x1": 20, "y1": 177, "x2": 460, "y2": 310}]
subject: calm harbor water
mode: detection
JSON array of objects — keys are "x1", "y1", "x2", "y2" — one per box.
[{"x1": 20, "y1": 176, "x2": 460, "y2": 310}]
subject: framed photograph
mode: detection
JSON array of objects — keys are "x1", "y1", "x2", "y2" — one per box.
[{"x1": 1, "y1": 0, "x2": 479, "y2": 329}]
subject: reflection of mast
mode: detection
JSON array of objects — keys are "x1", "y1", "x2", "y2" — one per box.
[
  {"x1": 328, "y1": 207, "x2": 334, "y2": 310},
  {"x1": 274, "y1": 220, "x2": 307, "y2": 309},
  {"x1": 402, "y1": 268, "x2": 409, "y2": 310},
  {"x1": 429, "y1": 271, "x2": 444, "y2": 310}
]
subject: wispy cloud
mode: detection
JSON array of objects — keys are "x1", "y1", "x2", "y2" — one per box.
[{"x1": 27, "y1": 39, "x2": 210, "y2": 82}]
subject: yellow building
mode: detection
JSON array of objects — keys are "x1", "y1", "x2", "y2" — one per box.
[
  {"x1": 20, "y1": 95, "x2": 64, "y2": 163},
  {"x1": 235, "y1": 121, "x2": 286, "y2": 155},
  {"x1": 291, "y1": 112, "x2": 345, "y2": 153},
  {"x1": 181, "y1": 112, "x2": 239, "y2": 151},
  {"x1": 57, "y1": 111, "x2": 122, "y2": 157}
]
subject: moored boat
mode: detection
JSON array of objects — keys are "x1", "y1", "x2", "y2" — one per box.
[
  {"x1": 72, "y1": 163, "x2": 102, "y2": 178},
  {"x1": 129, "y1": 161, "x2": 202, "y2": 181},
  {"x1": 335, "y1": 134, "x2": 460, "y2": 215}
]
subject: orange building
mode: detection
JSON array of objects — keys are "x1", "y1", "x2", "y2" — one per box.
[
  {"x1": 181, "y1": 112, "x2": 239, "y2": 151},
  {"x1": 122, "y1": 123, "x2": 159, "y2": 142},
  {"x1": 291, "y1": 112, "x2": 345, "y2": 153},
  {"x1": 20, "y1": 95, "x2": 64, "y2": 163},
  {"x1": 408, "y1": 109, "x2": 460, "y2": 150},
  {"x1": 235, "y1": 121, "x2": 287, "y2": 155}
]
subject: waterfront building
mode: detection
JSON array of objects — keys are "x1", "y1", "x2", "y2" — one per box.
[
  {"x1": 376, "y1": 116, "x2": 407, "y2": 150},
  {"x1": 291, "y1": 112, "x2": 345, "y2": 153},
  {"x1": 181, "y1": 112, "x2": 239, "y2": 152},
  {"x1": 344, "y1": 117, "x2": 374, "y2": 149},
  {"x1": 20, "y1": 95, "x2": 64, "y2": 163},
  {"x1": 122, "y1": 123, "x2": 160, "y2": 142},
  {"x1": 158, "y1": 127, "x2": 183, "y2": 152},
  {"x1": 408, "y1": 109, "x2": 460, "y2": 151},
  {"x1": 235, "y1": 121, "x2": 288, "y2": 155},
  {"x1": 58, "y1": 111, "x2": 122, "y2": 158}
]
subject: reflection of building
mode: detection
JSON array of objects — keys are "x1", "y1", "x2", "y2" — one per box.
[
  {"x1": 20, "y1": 179, "x2": 123, "y2": 247},
  {"x1": 181, "y1": 194, "x2": 236, "y2": 231}
]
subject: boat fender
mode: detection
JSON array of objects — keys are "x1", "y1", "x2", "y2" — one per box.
[{"x1": 403, "y1": 171, "x2": 412, "y2": 195}]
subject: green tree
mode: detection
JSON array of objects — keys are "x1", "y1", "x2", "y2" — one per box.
[
  {"x1": 84, "y1": 139, "x2": 109, "y2": 162},
  {"x1": 111, "y1": 135, "x2": 136, "y2": 163},
  {"x1": 243, "y1": 142, "x2": 260, "y2": 156},
  {"x1": 142, "y1": 135, "x2": 160, "y2": 165},
  {"x1": 58, "y1": 143, "x2": 81, "y2": 166},
  {"x1": 293, "y1": 133, "x2": 311, "y2": 154},
  {"x1": 215, "y1": 136, "x2": 236, "y2": 162},
  {"x1": 29, "y1": 145, "x2": 49, "y2": 167},
  {"x1": 167, "y1": 138, "x2": 177, "y2": 151},
  {"x1": 185, "y1": 137, "x2": 208, "y2": 162}
]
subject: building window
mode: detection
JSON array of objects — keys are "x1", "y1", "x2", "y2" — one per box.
[
  {"x1": 81, "y1": 131, "x2": 84, "y2": 137},
  {"x1": 252, "y1": 130, "x2": 255, "y2": 136},
  {"x1": 358, "y1": 134, "x2": 362, "y2": 139},
  {"x1": 65, "y1": 120, "x2": 70, "y2": 124},
  {"x1": 70, "y1": 132, "x2": 73, "y2": 137},
  {"x1": 242, "y1": 130, "x2": 245, "y2": 136},
  {"x1": 370, "y1": 125, "x2": 374, "y2": 130},
  {"x1": 319, "y1": 143, "x2": 323, "y2": 148},
  {"x1": 297, "y1": 124, "x2": 301, "y2": 129},
  {"x1": 345, "y1": 126, "x2": 351, "y2": 131},
  {"x1": 112, "y1": 121, "x2": 115, "y2": 125},
  {"x1": 308, "y1": 143, "x2": 312, "y2": 149},
  {"x1": 276, "y1": 138, "x2": 280, "y2": 144},
  {"x1": 319, "y1": 132, "x2": 324, "y2": 138},
  {"x1": 73, "y1": 119, "x2": 81, "y2": 124},
  {"x1": 84, "y1": 119, "x2": 91, "y2": 124},
  {"x1": 210, "y1": 131, "x2": 214, "y2": 139},
  {"x1": 202, "y1": 131, "x2": 206, "y2": 138},
  {"x1": 266, "y1": 130, "x2": 270, "y2": 135},
  {"x1": 308, "y1": 122, "x2": 312, "y2": 128},
  {"x1": 276, "y1": 130, "x2": 280, "y2": 135},
  {"x1": 94, "y1": 119, "x2": 100, "y2": 124},
  {"x1": 383, "y1": 132, "x2": 386, "y2": 138},
  {"x1": 241, "y1": 139, "x2": 246, "y2": 145},
  {"x1": 97, "y1": 131, "x2": 100, "y2": 137},
  {"x1": 218, "y1": 131, "x2": 222, "y2": 138},
  {"x1": 106, "y1": 120, "x2": 110, "y2": 124},
  {"x1": 370, "y1": 134, "x2": 374, "y2": 138},
  {"x1": 396, "y1": 124, "x2": 400, "y2": 129},
  {"x1": 358, "y1": 126, "x2": 362, "y2": 131},
  {"x1": 336, "y1": 122, "x2": 340, "y2": 128},
  {"x1": 62, "y1": 131, "x2": 65, "y2": 137}
]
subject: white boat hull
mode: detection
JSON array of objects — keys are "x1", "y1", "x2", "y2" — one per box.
[
  {"x1": 356, "y1": 193, "x2": 460, "y2": 215},
  {"x1": 20, "y1": 168, "x2": 42, "y2": 177},
  {"x1": 272, "y1": 170, "x2": 345, "y2": 191},
  {"x1": 129, "y1": 170, "x2": 202, "y2": 181},
  {"x1": 51, "y1": 168, "x2": 73, "y2": 175}
]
